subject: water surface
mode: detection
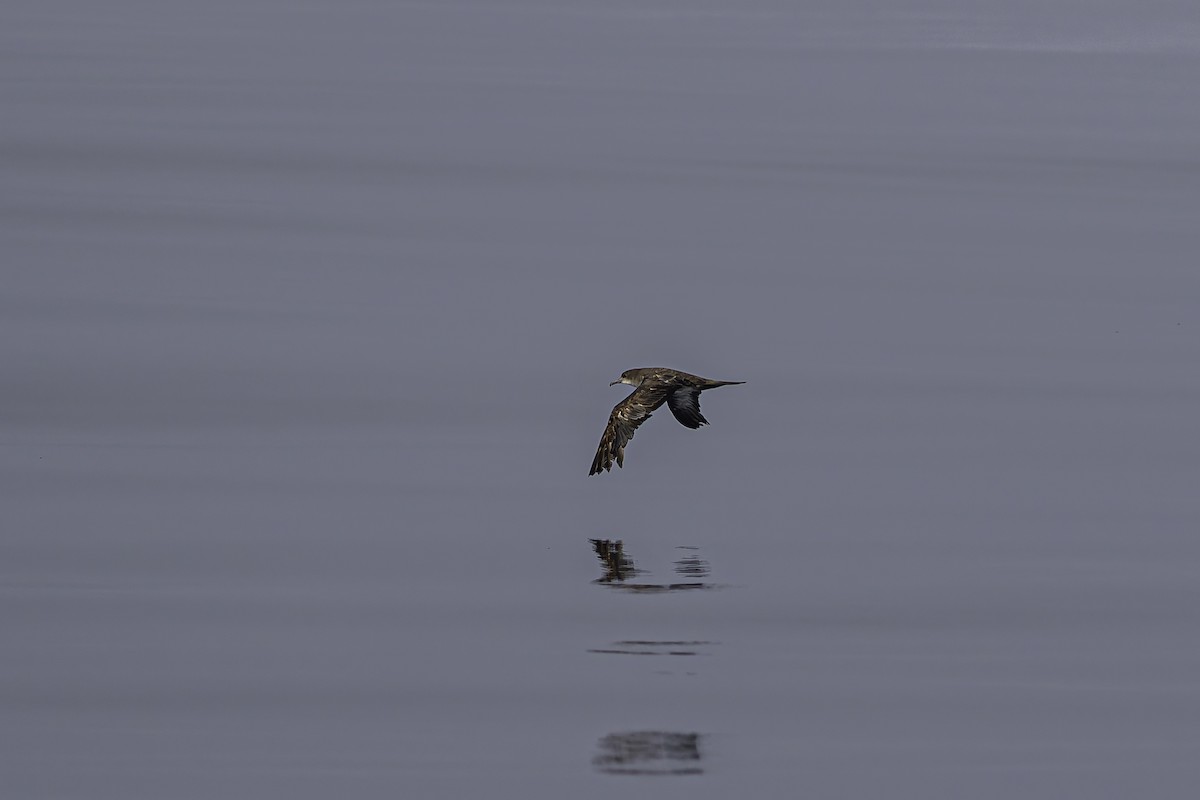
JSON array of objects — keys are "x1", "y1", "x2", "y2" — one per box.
[{"x1": 4, "y1": 1, "x2": 1200, "y2": 797}]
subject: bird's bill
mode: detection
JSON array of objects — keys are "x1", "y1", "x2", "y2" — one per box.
[{"x1": 609, "y1": 379, "x2": 621, "y2": 386}]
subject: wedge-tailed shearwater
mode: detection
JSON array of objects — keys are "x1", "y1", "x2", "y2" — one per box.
[{"x1": 589, "y1": 367, "x2": 744, "y2": 475}]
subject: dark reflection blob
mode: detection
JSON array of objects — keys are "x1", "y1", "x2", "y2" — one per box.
[
  {"x1": 593, "y1": 731, "x2": 703, "y2": 776},
  {"x1": 587, "y1": 640, "x2": 713, "y2": 657},
  {"x1": 674, "y1": 546, "x2": 710, "y2": 578}
]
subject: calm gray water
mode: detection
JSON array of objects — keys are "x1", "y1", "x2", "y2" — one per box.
[{"x1": 4, "y1": 1, "x2": 1200, "y2": 796}]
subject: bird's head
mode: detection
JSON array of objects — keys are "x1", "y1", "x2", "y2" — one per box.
[{"x1": 610, "y1": 368, "x2": 651, "y2": 387}]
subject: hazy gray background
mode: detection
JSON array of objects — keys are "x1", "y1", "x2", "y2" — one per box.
[{"x1": 3, "y1": 0, "x2": 1199, "y2": 796}]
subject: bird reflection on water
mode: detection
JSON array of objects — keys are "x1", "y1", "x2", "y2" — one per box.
[
  {"x1": 588, "y1": 539, "x2": 718, "y2": 593},
  {"x1": 587, "y1": 539, "x2": 713, "y2": 776},
  {"x1": 589, "y1": 538, "x2": 641, "y2": 583}
]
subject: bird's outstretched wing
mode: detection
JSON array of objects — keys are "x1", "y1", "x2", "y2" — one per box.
[
  {"x1": 666, "y1": 386, "x2": 709, "y2": 429},
  {"x1": 589, "y1": 379, "x2": 673, "y2": 475}
]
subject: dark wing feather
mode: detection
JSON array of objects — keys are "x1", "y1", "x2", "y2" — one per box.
[
  {"x1": 589, "y1": 380, "x2": 672, "y2": 475},
  {"x1": 666, "y1": 386, "x2": 709, "y2": 429}
]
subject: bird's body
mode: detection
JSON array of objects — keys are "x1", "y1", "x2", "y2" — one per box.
[{"x1": 589, "y1": 367, "x2": 745, "y2": 475}]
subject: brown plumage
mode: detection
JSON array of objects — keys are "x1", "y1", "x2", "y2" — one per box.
[{"x1": 589, "y1": 367, "x2": 745, "y2": 475}]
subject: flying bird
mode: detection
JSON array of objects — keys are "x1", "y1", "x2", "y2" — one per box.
[{"x1": 589, "y1": 367, "x2": 745, "y2": 475}]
